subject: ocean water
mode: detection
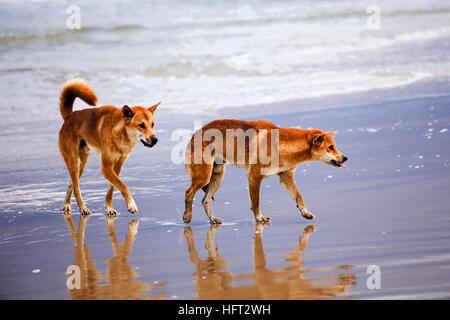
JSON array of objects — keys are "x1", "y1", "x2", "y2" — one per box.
[{"x1": 1, "y1": 0, "x2": 450, "y2": 116}]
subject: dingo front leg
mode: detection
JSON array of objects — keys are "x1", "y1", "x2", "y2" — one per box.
[
  {"x1": 101, "y1": 157, "x2": 137, "y2": 214},
  {"x1": 278, "y1": 169, "x2": 315, "y2": 220},
  {"x1": 105, "y1": 157, "x2": 126, "y2": 216}
]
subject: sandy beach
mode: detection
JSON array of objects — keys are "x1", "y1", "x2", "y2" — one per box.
[{"x1": 1, "y1": 0, "x2": 450, "y2": 300}]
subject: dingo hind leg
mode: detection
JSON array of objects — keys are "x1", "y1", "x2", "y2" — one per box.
[
  {"x1": 62, "y1": 140, "x2": 90, "y2": 213},
  {"x1": 183, "y1": 163, "x2": 213, "y2": 224},
  {"x1": 201, "y1": 163, "x2": 225, "y2": 224},
  {"x1": 60, "y1": 138, "x2": 91, "y2": 215},
  {"x1": 248, "y1": 167, "x2": 270, "y2": 223}
]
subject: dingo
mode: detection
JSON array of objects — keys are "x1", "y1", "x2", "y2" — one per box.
[
  {"x1": 58, "y1": 79, "x2": 160, "y2": 215},
  {"x1": 183, "y1": 119, "x2": 347, "y2": 224}
]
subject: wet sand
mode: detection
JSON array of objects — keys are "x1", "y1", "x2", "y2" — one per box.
[{"x1": 1, "y1": 80, "x2": 450, "y2": 299}]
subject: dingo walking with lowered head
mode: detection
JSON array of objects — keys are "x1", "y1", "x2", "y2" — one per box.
[{"x1": 183, "y1": 119, "x2": 347, "y2": 224}]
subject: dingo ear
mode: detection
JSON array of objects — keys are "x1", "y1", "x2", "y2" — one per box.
[
  {"x1": 122, "y1": 105, "x2": 135, "y2": 121},
  {"x1": 312, "y1": 134, "x2": 325, "y2": 146},
  {"x1": 327, "y1": 131, "x2": 337, "y2": 136},
  {"x1": 148, "y1": 101, "x2": 161, "y2": 113}
]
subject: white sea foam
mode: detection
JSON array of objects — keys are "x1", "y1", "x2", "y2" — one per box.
[{"x1": 1, "y1": 0, "x2": 449, "y2": 116}]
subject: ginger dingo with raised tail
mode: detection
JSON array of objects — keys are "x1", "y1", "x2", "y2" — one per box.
[{"x1": 58, "y1": 79, "x2": 160, "y2": 215}]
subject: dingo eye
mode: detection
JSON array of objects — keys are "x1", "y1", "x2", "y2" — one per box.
[
  {"x1": 151, "y1": 122, "x2": 155, "y2": 128},
  {"x1": 138, "y1": 123, "x2": 146, "y2": 129},
  {"x1": 328, "y1": 145, "x2": 334, "y2": 151}
]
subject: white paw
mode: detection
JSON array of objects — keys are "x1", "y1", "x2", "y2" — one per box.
[{"x1": 127, "y1": 199, "x2": 138, "y2": 214}]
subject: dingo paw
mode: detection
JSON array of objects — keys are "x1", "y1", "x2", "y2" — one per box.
[
  {"x1": 127, "y1": 200, "x2": 138, "y2": 214},
  {"x1": 62, "y1": 204, "x2": 71, "y2": 214},
  {"x1": 209, "y1": 217, "x2": 223, "y2": 224},
  {"x1": 255, "y1": 215, "x2": 271, "y2": 224},
  {"x1": 300, "y1": 209, "x2": 315, "y2": 220},
  {"x1": 106, "y1": 206, "x2": 118, "y2": 217},
  {"x1": 80, "y1": 207, "x2": 91, "y2": 216},
  {"x1": 183, "y1": 212, "x2": 192, "y2": 223}
]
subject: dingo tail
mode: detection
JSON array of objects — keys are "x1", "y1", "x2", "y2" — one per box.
[{"x1": 59, "y1": 78, "x2": 98, "y2": 120}]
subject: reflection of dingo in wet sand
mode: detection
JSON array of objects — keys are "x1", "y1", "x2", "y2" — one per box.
[
  {"x1": 64, "y1": 215, "x2": 165, "y2": 300},
  {"x1": 184, "y1": 224, "x2": 355, "y2": 299}
]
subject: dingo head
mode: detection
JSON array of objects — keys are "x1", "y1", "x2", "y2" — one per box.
[
  {"x1": 122, "y1": 102, "x2": 160, "y2": 148},
  {"x1": 310, "y1": 131, "x2": 347, "y2": 168}
]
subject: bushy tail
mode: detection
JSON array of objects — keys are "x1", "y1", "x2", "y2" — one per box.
[{"x1": 59, "y1": 78, "x2": 98, "y2": 120}]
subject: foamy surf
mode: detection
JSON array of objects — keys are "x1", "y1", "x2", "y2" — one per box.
[{"x1": 1, "y1": 0, "x2": 450, "y2": 116}]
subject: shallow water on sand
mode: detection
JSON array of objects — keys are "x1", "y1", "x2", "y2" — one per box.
[{"x1": 1, "y1": 89, "x2": 450, "y2": 299}]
